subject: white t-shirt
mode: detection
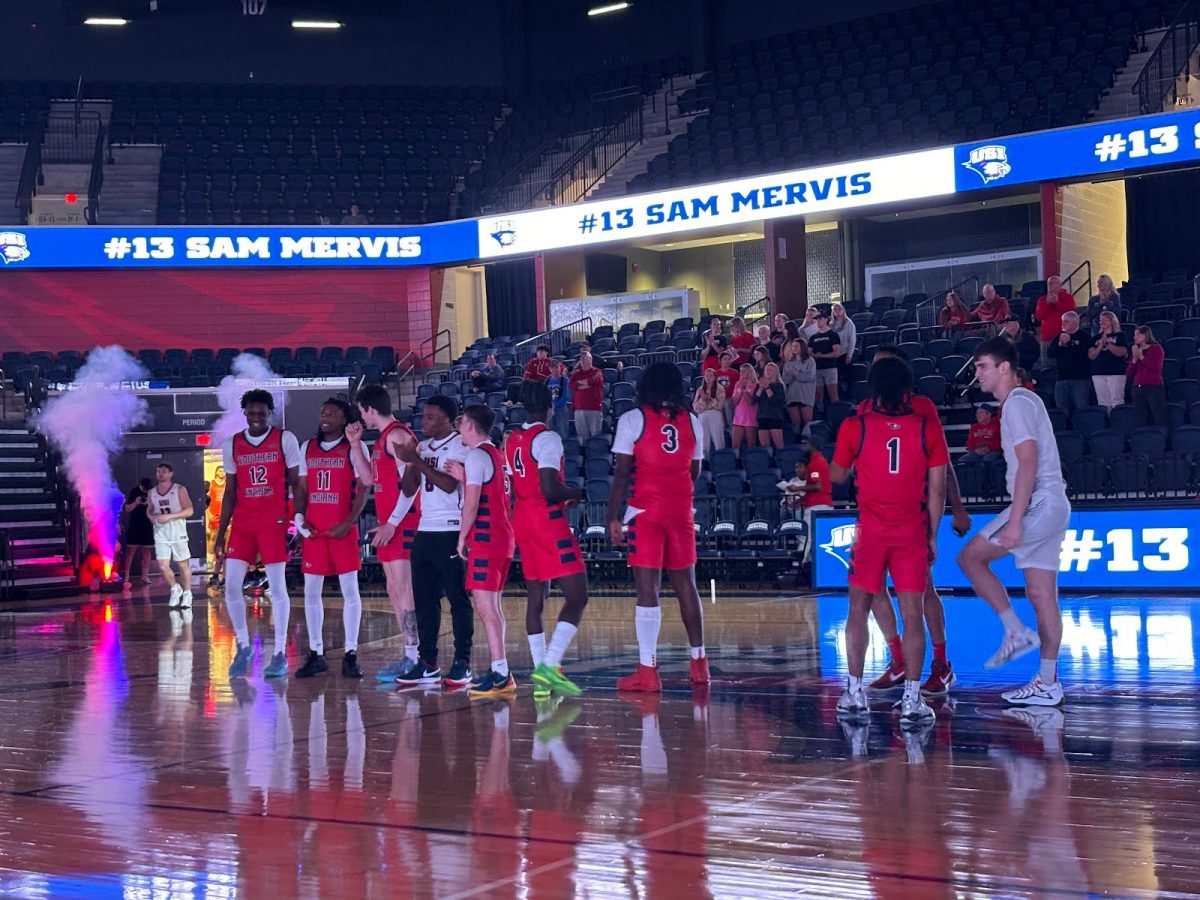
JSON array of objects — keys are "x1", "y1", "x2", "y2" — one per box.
[
  {"x1": 464, "y1": 442, "x2": 497, "y2": 486},
  {"x1": 416, "y1": 432, "x2": 470, "y2": 531},
  {"x1": 612, "y1": 408, "x2": 704, "y2": 461},
  {"x1": 296, "y1": 437, "x2": 371, "y2": 477},
  {"x1": 150, "y1": 483, "x2": 189, "y2": 542},
  {"x1": 999, "y1": 387, "x2": 1067, "y2": 499},
  {"x1": 522, "y1": 422, "x2": 563, "y2": 470},
  {"x1": 221, "y1": 428, "x2": 302, "y2": 473}
]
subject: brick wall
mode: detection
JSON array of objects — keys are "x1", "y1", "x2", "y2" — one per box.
[
  {"x1": 1058, "y1": 180, "x2": 1129, "y2": 290},
  {"x1": 0, "y1": 267, "x2": 434, "y2": 354}
]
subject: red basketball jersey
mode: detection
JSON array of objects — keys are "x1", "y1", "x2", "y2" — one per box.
[
  {"x1": 372, "y1": 420, "x2": 421, "y2": 524},
  {"x1": 857, "y1": 393, "x2": 940, "y2": 427},
  {"x1": 467, "y1": 442, "x2": 515, "y2": 556},
  {"x1": 505, "y1": 423, "x2": 560, "y2": 514},
  {"x1": 305, "y1": 438, "x2": 356, "y2": 531},
  {"x1": 834, "y1": 408, "x2": 948, "y2": 536},
  {"x1": 630, "y1": 406, "x2": 696, "y2": 510},
  {"x1": 232, "y1": 427, "x2": 288, "y2": 523}
]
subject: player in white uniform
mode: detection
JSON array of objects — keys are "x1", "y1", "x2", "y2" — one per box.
[
  {"x1": 958, "y1": 337, "x2": 1071, "y2": 707},
  {"x1": 149, "y1": 463, "x2": 195, "y2": 608},
  {"x1": 397, "y1": 395, "x2": 474, "y2": 689}
]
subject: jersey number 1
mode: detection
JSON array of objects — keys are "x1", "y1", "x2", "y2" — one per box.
[{"x1": 886, "y1": 436, "x2": 901, "y2": 474}]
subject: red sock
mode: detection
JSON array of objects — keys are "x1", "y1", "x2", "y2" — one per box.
[
  {"x1": 933, "y1": 642, "x2": 947, "y2": 664},
  {"x1": 886, "y1": 636, "x2": 904, "y2": 672}
]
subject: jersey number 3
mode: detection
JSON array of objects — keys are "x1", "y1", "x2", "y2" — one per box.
[
  {"x1": 886, "y1": 436, "x2": 901, "y2": 474},
  {"x1": 660, "y1": 424, "x2": 679, "y2": 453}
]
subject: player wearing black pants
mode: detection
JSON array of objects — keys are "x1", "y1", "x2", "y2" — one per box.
[{"x1": 410, "y1": 530, "x2": 474, "y2": 673}]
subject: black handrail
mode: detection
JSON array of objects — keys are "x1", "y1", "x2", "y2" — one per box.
[
  {"x1": 86, "y1": 122, "x2": 106, "y2": 225},
  {"x1": 514, "y1": 316, "x2": 594, "y2": 363},
  {"x1": 736, "y1": 295, "x2": 770, "y2": 323},
  {"x1": 1063, "y1": 259, "x2": 1093, "y2": 306},
  {"x1": 421, "y1": 328, "x2": 453, "y2": 368},
  {"x1": 1135, "y1": 0, "x2": 1199, "y2": 114},
  {"x1": 15, "y1": 119, "x2": 43, "y2": 223}
]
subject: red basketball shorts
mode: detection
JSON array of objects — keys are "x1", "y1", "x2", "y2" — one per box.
[
  {"x1": 302, "y1": 527, "x2": 361, "y2": 576},
  {"x1": 627, "y1": 507, "x2": 696, "y2": 571},
  {"x1": 847, "y1": 527, "x2": 931, "y2": 594},
  {"x1": 513, "y1": 504, "x2": 585, "y2": 582},
  {"x1": 465, "y1": 551, "x2": 512, "y2": 593},
  {"x1": 226, "y1": 517, "x2": 289, "y2": 566},
  {"x1": 376, "y1": 510, "x2": 419, "y2": 563}
]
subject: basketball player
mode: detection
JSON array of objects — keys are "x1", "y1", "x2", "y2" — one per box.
[
  {"x1": 958, "y1": 337, "x2": 1069, "y2": 706},
  {"x1": 505, "y1": 381, "x2": 588, "y2": 699},
  {"x1": 214, "y1": 389, "x2": 306, "y2": 679},
  {"x1": 607, "y1": 362, "x2": 708, "y2": 691},
  {"x1": 831, "y1": 357, "x2": 948, "y2": 724},
  {"x1": 149, "y1": 462, "x2": 194, "y2": 608},
  {"x1": 295, "y1": 399, "x2": 374, "y2": 679},
  {"x1": 356, "y1": 384, "x2": 422, "y2": 682},
  {"x1": 446, "y1": 405, "x2": 516, "y2": 697},
  {"x1": 860, "y1": 345, "x2": 971, "y2": 696},
  {"x1": 397, "y1": 395, "x2": 474, "y2": 688}
]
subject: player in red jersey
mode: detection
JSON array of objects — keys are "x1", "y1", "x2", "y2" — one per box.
[
  {"x1": 214, "y1": 389, "x2": 307, "y2": 680},
  {"x1": 607, "y1": 362, "x2": 709, "y2": 691},
  {"x1": 356, "y1": 384, "x2": 423, "y2": 683},
  {"x1": 831, "y1": 357, "x2": 948, "y2": 724},
  {"x1": 295, "y1": 399, "x2": 374, "y2": 679},
  {"x1": 857, "y1": 346, "x2": 972, "y2": 696},
  {"x1": 505, "y1": 381, "x2": 589, "y2": 699},
  {"x1": 446, "y1": 404, "x2": 517, "y2": 698}
]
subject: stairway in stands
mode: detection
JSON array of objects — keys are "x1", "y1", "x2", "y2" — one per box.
[{"x1": 0, "y1": 425, "x2": 75, "y2": 599}]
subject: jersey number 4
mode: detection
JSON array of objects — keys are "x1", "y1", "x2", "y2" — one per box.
[
  {"x1": 511, "y1": 447, "x2": 526, "y2": 478},
  {"x1": 661, "y1": 424, "x2": 679, "y2": 453}
]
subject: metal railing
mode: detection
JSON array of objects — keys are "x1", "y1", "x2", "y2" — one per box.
[
  {"x1": 15, "y1": 120, "x2": 43, "y2": 223},
  {"x1": 514, "y1": 316, "x2": 595, "y2": 364},
  {"x1": 916, "y1": 275, "x2": 982, "y2": 332},
  {"x1": 737, "y1": 295, "x2": 771, "y2": 328},
  {"x1": 1063, "y1": 259, "x2": 1093, "y2": 306},
  {"x1": 42, "y1": 110, "x2": 103, "y2": 164},
  {"x1": 86, "y1": 121, "x2": 107, "y2": 225},
  {"x1": 1135, "y1": 0, "x2": 1200, "y2": 113}
]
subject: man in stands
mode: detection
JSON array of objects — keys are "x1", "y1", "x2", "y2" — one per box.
[
  {"x1": 470, "y1": 353, "x2": 505, "y2": 394},
  {"x1": 607, "y1": 362, "x2": 708, "y2": 691},
  {"x1": 357, "y1": 384, "x2": 424, "y2": 683},
  {"x1": 973, "y1": 284, "x2": 1010, "y2": 326},
  {"x1": 523, "y1": 346, "x2": 553, "y2": 383},
  {"x1": 1034, "y1": 275, "x2": 1074, "y2": 367},
  {"x1": 962, "y1": 404, "x2": 1003, "y2": 463},
  {"x1": 296, "y1": 399, "x2": 373, "y2": 679},
  {"x1": 341, "y1": 203, "x2": 369, "y2": 225},
  {"x1": 447, "y1": 405, "x2": 517, "y2": 698},
  {"x1": 831, "y1": 357, "x2": 948, "y2": 724},
  {"x1": 568, "y1": 352, "x2": 604, "y2": 441},
  {"x1": 506, "y1": 382, "x2": 589, "y2": 699},
  {"x1": 1000, "y1": 315, "x2": 1040, "y2": 373},
  {"x1": 397, "y1": 395, "x2": 474, "y2": 688},
  {"x1": 958, "y1": 337, "x2": 1070, "y2": 707},
  {"x1": 1047, "y1": 311, "x2": 1092, "y2": 417},
  {"x1": 214, "y1": 389, "x2": 306, "y2": 679},
  {"x1": 808, "y1": 310, "x2": 842, "y2": 410},
  {"x1": 755, "y1": 323, "x2": 780, "y2": 363}
]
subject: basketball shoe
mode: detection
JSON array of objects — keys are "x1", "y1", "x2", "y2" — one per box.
[
  {"x1": 836, "y1": 682, "x2": 869, "y2": 717},
  {"x1": 470, "y1": 670, "x2": 517, "y2": 698},
  {"x1": 689, "y1": 657, "x2": 710, "y2": 685},
  {"x1": 921, "y1": 659, "x2": 955, "y2": 695},
  {"x1": 376, "y1": 657, "x2": 418, "y2": 683},
  {"x1": 443, "y1": 659, "x2": 472, "y2": 689},
  {"x1": 295, "y1": 651, "x2": 328, "y2": 678},
  {"x1": 616, "y1": 663, "x2": 661, "y2": 692},
  {"x1": 532, "y1": 663, "x2": 582, "y2": 697},
  {"x1": 869, "y1": 665, "x2": 905, "y2": 690},
  {"x1": 228, "y1": 644, "x2": 253, "y2": 679},
  {"x1": 396, "y1": 661, "x2": 442, "y2": 687},
  {"x1": 985, "y1": 625, "x2": 1041, "y2": 669},
  {"x1": 341, "y1": 650, "x2": 363, "y2": 679},
  {"x1": 263, "y1": 652, "x2": 288, "y2": 678},
  {"x1": 1000, "y1": 675, "x2": 1064, "y2": 707}
]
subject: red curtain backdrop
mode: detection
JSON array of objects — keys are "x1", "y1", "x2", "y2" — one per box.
[{"x1": 0, "y1": 267, "x2": 434, "y2": 353}]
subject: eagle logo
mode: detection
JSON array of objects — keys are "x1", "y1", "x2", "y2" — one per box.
[
  {"x1": 820, "y1": 522, "x2": 858, "y2": 570},
  {"x1": 490, "y1": 220, "x2": 516, "y2": 248},
  {"x1": 0, "y1": 231, "x2": 31, "y2": 264},
  {"x1": 962, "y1": 145, "x2": 1012, "y2": 184}
]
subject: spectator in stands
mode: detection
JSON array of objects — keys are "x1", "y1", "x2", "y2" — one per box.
[
  {"x1": 782, "y1": 445, "x2": 833, "y2": 564},
  {"x1": 961, "y1": 404, "x2": 1003, "y2": 464},
  {"x1": 567, "y1": 352, "x2": 604, "y2": 440},
  {"x1": 701, "y1": 334, "x2": 728, "y2": 372},
  {"x1": 470, "y1": 353, "x2": 505, "y2": 394},
  {"x1": 830, "y1": 302, "x2": 857, "y2": 387},
  {"x1": 1088, "y1": 310, "x2": 1128, "y2": 412},
  {"x1": 808, "y1": 310, "x2": 842, "y2": 409},
  {"x1": 1000, "y1": 315, "x2": 1040, "y2": 372},
  {"x1": 1035, "y1": 275, "x2": 1074, "y2": 366},
  {"x1": 938, "y1": 291, "x2": 974, "y2": 335},
  {"x1": 801, "y1": 306, "x2": 820, "y2": 339},
  {"x1": 341, "y1": 203, "x2": 369, "y2": 225},
  {"x1": 702, "y1": 318, "x2": 726, "y2": 364},
  {"x1": 715, "y1": 349, "x2": 740, "y2": 430},
  {"x1": 693, "y1": 367, "x2": 727, "y2": 456},
  {"x1": 773, "y1": 313, "x2": 790, "y2": 335},
  {"x1": 728, "y1": 316, "x2": 755, "y2": 366},
  {"x1": 1128, "y1": 325, "x2": 1167, "y2": 427},
  {"x1": 1086, "y1": 274, "x2": 1122, "y2": 331},
  {"x1": 522, "y1": 345, "x2": 552, "y2": 383},
  {"x1": 1047, "y1": 310, "x2": 1092, "y2": 416},
  {"x1": 755, "y1": 324, "x2": 781, "y2": 363},
  {"x1": 782, "y1": 337, "x2": 816, "y2": 436},
  {"x1": 755, "y1": 362, "x2": 787, "y2": 450},
  {"x1": 752, "y1": 345, "x2": 772, "y2": 374},
  {"x1": 545, "y1": 362, "x2": 571, "y2": 437},
  {"x1": 731, "y1": 364, "x2": 760, "y2": 453},
  {"x1": 973, "y1": 284, "x2": 1010, "y2": 326}
]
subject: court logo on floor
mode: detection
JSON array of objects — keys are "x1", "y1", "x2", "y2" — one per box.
[
  {"x1": 820, "y1": 523, "x2": 857, "y2": 570},
  {"x1": 962, "y1": 145, "x2": 1012, "y2": 184},
  {"x1": 0, "y1": 231, "x2": 30, "y2": 264}
]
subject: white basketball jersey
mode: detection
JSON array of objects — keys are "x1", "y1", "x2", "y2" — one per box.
[
  {"x1": 416, "y1": 433, "x2": 469, "y2": 532},
  {"x1": 152, "y1": 483, "x2": 188, "y2": 541}
]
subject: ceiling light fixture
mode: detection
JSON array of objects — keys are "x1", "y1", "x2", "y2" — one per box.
[
  {"x1": 84, "y1": 17, "x2": 128, "y2": 25},
  {"x1": 292, "y1": 19, "x2": 342, "y2": 29},
  {"x1": 588, "y1": 3, "x2": 630, "y2": 17}
]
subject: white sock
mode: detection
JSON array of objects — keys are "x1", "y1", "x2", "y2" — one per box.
[
  {"x1": 847, "y1": 674, "x2": 863, "y2": 692},
  {"x1": 265, "y1": 562, "x2": 290, "y2": 655},
  {"x1": 492, "y1": 659, "x2": 509, "y2": 678},
  {"x1": 1040, "y1": 657, "x2": 1058, "y2": 683},
  {"x1": 999, "y1": 607, "x2": 1023, "y2": 635},
  {"x1": 303, "y1": 574, "x2": 325, "y2": 654},
  {"x1": 405, "y1": 644, "x2": 419, "y2": 663},
  {"x1": 528, "y1": 632, "x2": 546, "y2": 668},
  {"x1": 338, "y1": 572, "x2": 362, "y2": 652},
  {"x1": 544, "y1": 622, "x2": 577, "y2": 667},
  {"x1": 904, "y1": 680, "x2": 921, "y2": 700},
  {"x1": 635, "y1": 606, "x2": 661, "y2": 667},
  {"x1": 223, "y1": 559, "x2": 251, "y2": 646},
  {"x1": 640, "y1": 714, "x2": 667, "y2": 775},
  {"x1": 689, "y1": 646, "x2": 706, "y2": 660}
]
